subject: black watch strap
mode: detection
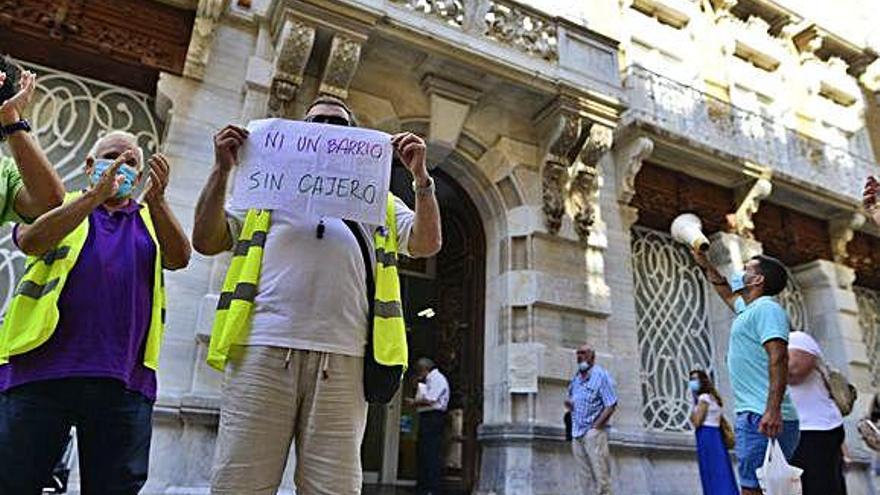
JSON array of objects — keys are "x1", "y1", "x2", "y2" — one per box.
[{"x1": 0, "y1": 120, "x2": 31, "y2": 142}]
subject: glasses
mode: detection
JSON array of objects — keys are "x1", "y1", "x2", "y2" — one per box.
[{"x1": 305, "y1": 115, "x2": 350, "y2": 126}]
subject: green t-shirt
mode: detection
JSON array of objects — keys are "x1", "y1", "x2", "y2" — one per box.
[{"x1": 0, "y1": 156, "x2": 25, "y2": 225}]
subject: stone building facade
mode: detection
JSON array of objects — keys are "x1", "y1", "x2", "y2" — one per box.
[{"x1": 3, "y1": 0, "x2": 880, "y2": 494}]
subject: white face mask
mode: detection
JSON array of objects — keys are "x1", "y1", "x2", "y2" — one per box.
[{"x1": 578, "y1": 361, "x2": 591, "y2": 373}]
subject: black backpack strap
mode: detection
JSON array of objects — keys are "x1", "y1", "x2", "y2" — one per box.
[{"x1": 342, "y1": 220, "x2": 374, "y2": 312}]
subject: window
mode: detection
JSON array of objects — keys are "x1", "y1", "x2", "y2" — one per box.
[{"x1": 632, "y1": 227, "x2": 716, "y2": 431}]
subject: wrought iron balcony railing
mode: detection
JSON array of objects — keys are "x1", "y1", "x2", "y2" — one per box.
[{"x1": 623, "y1": 65, "x2": 877, "y2": 202}]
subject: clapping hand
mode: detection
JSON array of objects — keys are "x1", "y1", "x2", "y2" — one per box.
[{"x1": 0, "y1": 70, "x2": 36, "y2": 124}]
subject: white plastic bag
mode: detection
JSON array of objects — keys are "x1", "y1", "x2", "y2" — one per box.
[{"x1": 755, "y1": 439, "x2": 803, "y2": 495}]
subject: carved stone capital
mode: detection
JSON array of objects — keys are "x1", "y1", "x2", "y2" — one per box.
[
  {"x1": 612, "y1": 136, "x2": 653, "y2": 205},
  {"x1": 830, "y1": 213, "x2": 866, "y2": 264},
  {"x1": 542, "y1": 159, "x2": 568, "y2": 235},
  {"x1": 268, "y1": 18, "x2": 316, "y2": 118},
  {"x1": 729, "y1": 178, "x2": 773, "y2": 239},
  {"x1": 318, "y1": 35, "x2": 363, "y2": 99},
  {"x1": 533, "y1": 99, "x2": 583, "y2": 234},
  {"x1": 569, "y1": 124, "x2": 613, "y2": 245},
  {"x1": 569, "y1": 163, "x2": 600, "y2": 246},
  {"x1": 183, "y1": 0, "x2": 229, "y2": 80}
]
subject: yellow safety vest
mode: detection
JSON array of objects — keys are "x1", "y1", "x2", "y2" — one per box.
[
  {"x1": 207, "y1": 194, "x2": 408, "y2": 371},
  {"x1": 0, "y1": 192, "x2": 167, "y2": 369}
]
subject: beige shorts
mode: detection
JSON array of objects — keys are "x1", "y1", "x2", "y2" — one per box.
[{"x1": 210, "y1": 345, "x2": 368, "y2": 495}]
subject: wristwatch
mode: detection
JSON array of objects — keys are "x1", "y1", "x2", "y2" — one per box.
[
  {"x1": 412, "y1": 175, "x2": 435, "y2": 196},
  {"x1": 0, "y1": 119, "x2": 31, "y2": 142}
]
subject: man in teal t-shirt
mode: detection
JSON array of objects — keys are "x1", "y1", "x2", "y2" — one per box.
[
  {"x1": 0, "y1": 63, "x2": 65, "y2": 226},
  {"x1": 694, "y1": 250, "x2": 800, "y2": 495}
]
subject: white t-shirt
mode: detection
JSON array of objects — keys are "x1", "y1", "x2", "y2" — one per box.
[
  {"x1": 789, "y1": 369, "x2": 844, "y2": 431},
  {"x1": 416, "y1": 369, "x2": 450, "y2": 412},
  {"x1": 695, "y1": 393, "x2": 722, "y2": 427},
  {"x1": 225, "y1": 196, "x2": 414, "y2": 356}
]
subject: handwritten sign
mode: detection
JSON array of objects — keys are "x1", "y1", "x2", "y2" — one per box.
[{"x1": 229, "y1": 118, "x2": 393, "y2": 225}]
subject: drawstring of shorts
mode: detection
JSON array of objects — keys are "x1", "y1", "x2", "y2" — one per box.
[
  {"x1": 320, "y1": 352, "x2": 330, "y2": 380},
  {"x1": 282, "y1": 348, "x2": 329, "y2": 380}
]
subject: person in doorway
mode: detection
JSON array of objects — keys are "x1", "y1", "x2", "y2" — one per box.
[
  {"x1": 565, "y1": 345, "x2": 617, "y2": 495},
  {"x1": 0, "y1": 62, "x2": 65, "y2": 227},
  {"x1": 788, "y1": 331, "x2": 848, "y2": 495},
  {"x1": 406, "y1": 357, "x2": 450, "y2": 495},
  {"x1": 688, "y1": 369, "x2": 738, "y2": 495},
  {"x1": 193, "y1": 95, "x2": 442, "y2": 495},
  {"x1": 0, "y1": 131, "x2": 191, "y2": 493},
  {"x1": 691, "y1": 249, "x2": 800, "y2": 495}
]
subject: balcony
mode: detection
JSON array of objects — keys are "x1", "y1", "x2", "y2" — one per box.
[
  {"x1": 375, "y1": 0, "x2": 621, "y2": 93},
  {"x1": 622, "y1": 65, "x2": 877, "y2": 203}
]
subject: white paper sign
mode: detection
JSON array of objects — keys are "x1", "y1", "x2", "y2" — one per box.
[
  {"x1": 229, "y1": 118, "x2": 393, "y2": 225},
  {"x1": 508, "y1": 343, "x2": 543, "y2": 394}
]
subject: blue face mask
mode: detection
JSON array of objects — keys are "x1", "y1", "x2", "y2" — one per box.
[
  {"x1": 688, "y1": 379, "x2": 701, "y2": 393},
  {"x1": 90, "y1": 159, "x2": 138, "y2": 199},
  {"x1": 728, "y1": 271, "x2": 746, "y2": 293},
  {"x1": 578, "y1": 361, "x2": 591, "y2": 373}
]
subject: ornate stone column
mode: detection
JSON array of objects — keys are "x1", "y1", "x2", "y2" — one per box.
[{"x1": 183, "y1": 0, "x2": 229, "y2": 80}]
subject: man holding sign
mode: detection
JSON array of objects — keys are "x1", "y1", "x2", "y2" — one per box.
[{"x1": 193, "y1": 96, "x2": 442, "y2": 495}]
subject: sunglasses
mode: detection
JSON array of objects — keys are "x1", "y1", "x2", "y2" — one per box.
[{"x1": 305, "y1": 115, "x2": 350, "y2": 126}]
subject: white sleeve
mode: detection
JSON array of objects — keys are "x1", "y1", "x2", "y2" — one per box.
[
  {"x1": 392, "y1": 195, "x2": 415, "y2": 257},
  {"x1": 423, "y1": 374, "x2": 443, "y2": 403}
]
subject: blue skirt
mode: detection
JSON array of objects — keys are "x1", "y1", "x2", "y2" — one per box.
[{"x1": 696, "y1": 425, "x2": 739, "y2": 495}]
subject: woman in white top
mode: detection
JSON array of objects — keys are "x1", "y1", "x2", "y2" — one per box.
[
  {"x1": 689, "y1": 369, "x2": 738, "y2": 495},
  {"x1": 788, "y1": 331, "x2": 847, "y2": 495}
]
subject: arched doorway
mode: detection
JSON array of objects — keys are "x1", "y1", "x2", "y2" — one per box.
[{"x1": 362, "y1": 159, "x2": 486, "y2": 494}]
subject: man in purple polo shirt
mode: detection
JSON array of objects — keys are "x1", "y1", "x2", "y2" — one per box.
[{"x1": 0, "y1": 131, "x2": 191, "y2": 494}]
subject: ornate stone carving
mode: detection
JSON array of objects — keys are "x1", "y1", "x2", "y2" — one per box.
[
  {"x1": 184, "y1": 0, "x2": 228, "y2": 80},
  {"x1": 538, "y1": 109, "x2": 586, "y2": 235},
  {"x1": 392, "y1": 0, "x2": 558, "y2": 60},
  {"x1": 729, "y1": 178, "x2": 772, "y2": 239},
  {"x1": 829, "y1": 213, "x2": 866, "y2": 264},
  {"x1": 484, "y1": 1, "x2": 558, "y2": 61},
  {"x1": 391, "y1": 0, "x2": 466, "y2": 28},
  {"x1": 613, "y1": 136, "x2": 654, "y2": 205},
  {"x1": 318, "y1": 35, "x2": 363, "y2": 99},
  {"x1": 569, "y1": 124, "x2": 613, "y2": 245},
  {"x1": 267, "y1": 18, "x2": 316, "y2": 118}
]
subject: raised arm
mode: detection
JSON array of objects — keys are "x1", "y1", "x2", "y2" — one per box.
[
  {"x1": 691, "y1": 247, "x2": 737, "y2": 310},
  {"x1": 192, "y1": 125, "x2": 248, "y2": 255},
  {"x1": 144, "y1": 154, "x2": 191, "y2": 270},
  {"x1": 16, "y1": 153, "x2": 127, "y2": 256},
  {"x1": 0, "y1": 70, "x2": 64, "y2": 219},
  {"x1": 392, "y1": 132, "x2": 441, "y2": 258}
]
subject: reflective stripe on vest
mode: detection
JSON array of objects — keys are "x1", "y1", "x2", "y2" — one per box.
[
  {"x1": 207, "y1": 195, "x2": 407, "y2": 371},
  {"x1": 0, "y1": 192, "x2": 167, "y2": 369}
]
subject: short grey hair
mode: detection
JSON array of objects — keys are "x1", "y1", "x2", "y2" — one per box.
[
  {"x1": 87, "y1": 131, "x2": 144, "y2": 168},
  {"x1": 416, "y1": 357, "x2": 435, "y2": 371}
]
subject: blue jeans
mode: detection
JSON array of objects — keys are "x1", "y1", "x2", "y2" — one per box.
[
  {"x1": 0, "y1": 378, "x2": 153, "y2": 495},
  {"x1": 735, "y1": 411, "x2": 800, "y2": 489}
]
